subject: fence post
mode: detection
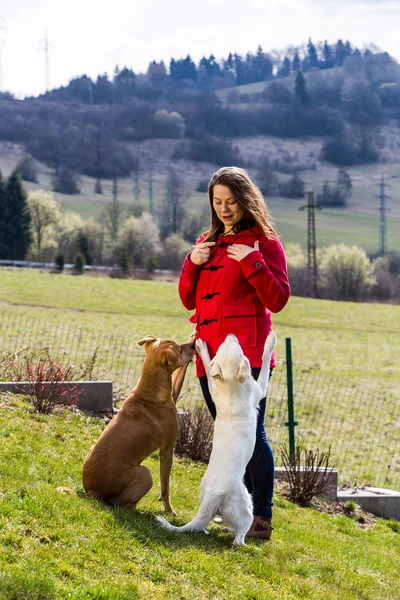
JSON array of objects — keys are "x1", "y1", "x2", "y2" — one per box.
[{"x1": 285, "y1": 337, "x2": 298, "y2": 461}]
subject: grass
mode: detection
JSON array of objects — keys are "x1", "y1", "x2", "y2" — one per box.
[
  {"x1": 0, "y1": 393, "x2": 399, "y2": 600},
  {"x1": 0, "y1": 267, "x2": 399, "y2": 395}
]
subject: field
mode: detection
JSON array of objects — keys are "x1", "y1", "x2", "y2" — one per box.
[
  {"x1": 1, "y1": 137, "x2": 400, "y2": 255},
  {"x1": 0, "y1": 268, "x2": 399, "y2": 598}
]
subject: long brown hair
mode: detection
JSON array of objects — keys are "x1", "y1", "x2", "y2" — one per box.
[{"x1": 202, "y1": 166, "x2": 278, "y2": 243}]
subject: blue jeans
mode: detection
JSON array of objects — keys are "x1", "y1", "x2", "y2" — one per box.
[{"x1": 199, "y1": 367, "x2": 274, "y2": 519}]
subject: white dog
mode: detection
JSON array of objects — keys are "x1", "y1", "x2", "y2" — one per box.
[{"x1": 156, "y1": 331, "x2": 277, "y2": 546}]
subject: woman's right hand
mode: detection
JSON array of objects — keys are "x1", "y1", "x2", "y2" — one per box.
[{"x1": 190, "y1": 242, "x2": 216, "y2": 265}]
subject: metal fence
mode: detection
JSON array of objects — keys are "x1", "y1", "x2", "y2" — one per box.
[{"x1": 0, "y1": 310, "x2": 398, "y2": 491}]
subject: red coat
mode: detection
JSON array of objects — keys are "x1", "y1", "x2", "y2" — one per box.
[{"x1": 178, "y1": 226, "x2": 290, "y2": 377}]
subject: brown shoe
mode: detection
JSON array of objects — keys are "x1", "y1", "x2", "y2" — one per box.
[{"x1": 246, "y1": 516, "x2": 273, "y2": 540}]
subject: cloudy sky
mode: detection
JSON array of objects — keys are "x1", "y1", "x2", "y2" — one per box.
[{"x1": 1, "y1": 0, "x2": 400, "y2": 98}]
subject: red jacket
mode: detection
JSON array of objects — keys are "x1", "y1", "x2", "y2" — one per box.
[{"x1": 178, "y1": 226, "x2": 290, "y2": 377}]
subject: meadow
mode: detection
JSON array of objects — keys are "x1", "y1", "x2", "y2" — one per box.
[
  {"x1": 0, "y1": 393, "x2": 399, "y2": 600},
  {"x1": 0, "y1": 268, "x2": 399, "y2": 598}
]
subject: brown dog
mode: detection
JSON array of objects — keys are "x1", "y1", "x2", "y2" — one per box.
[{"x1": 82, "y1": 333, "x2": 195, "y2": 514}]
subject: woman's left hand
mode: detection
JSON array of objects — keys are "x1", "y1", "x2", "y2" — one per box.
[{"x1": 227, "y1": 240, "x2": 260, "y2": 262}]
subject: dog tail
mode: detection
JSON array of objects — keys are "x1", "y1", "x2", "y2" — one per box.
[{"x1": 156, "y1": 499, "x2": 219, "y2": 534}]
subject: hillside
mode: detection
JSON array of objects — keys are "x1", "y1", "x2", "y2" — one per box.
[{"x1": 1, "y1": 134, "x2": 400, "y2": 255}]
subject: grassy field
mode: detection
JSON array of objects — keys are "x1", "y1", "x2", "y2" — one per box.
[
  {"x1": 0, "y1": 393, "x2": 399, "y2": 600},
  {"x1": 0, "y1": 267, "x2": 399, "y2": 397}
]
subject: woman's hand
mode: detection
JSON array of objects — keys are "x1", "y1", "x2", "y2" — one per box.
[
  {"x1": 227, "y1": 240, "x2": 259, "y2": 262},
  {"x1": 190, "y1": 242, "x2": 216, "y2": 265}
]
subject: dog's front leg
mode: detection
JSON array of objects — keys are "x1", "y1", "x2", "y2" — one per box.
[
  {"x1": 195, "y1": 339, "x2": 213, "y2": 392},
  {"x1": 256, "y1": 332, "x2": 277, "y2": 401},
  {"x1": 159, "y1": 446, "x2": 176, "y2": 515}
]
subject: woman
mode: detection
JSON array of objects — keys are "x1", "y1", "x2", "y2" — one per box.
[{"x1": 178, "y1": 166, "x2": 290, "y2": 539}]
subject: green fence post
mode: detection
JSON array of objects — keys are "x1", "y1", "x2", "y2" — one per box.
[{"x1": 285, "y1": 337, "x2": 298, "y2": 461}]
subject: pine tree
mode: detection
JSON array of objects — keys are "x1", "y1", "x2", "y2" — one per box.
[
  {"x1": 322, "y1": 41, "x2": 334, "y2": 69},
  {"x1": 305, "y1": 39, "x2": 319, "y2": 70},
  {"x1": 292, "y1": 53, "x2": 301, "y2": 72},
  {"x1": 294, "y1": 71, "x2": 309, "y2": 106},
  {"x1": 3, "y1": 170, "x2": 32, "y2": 260}
]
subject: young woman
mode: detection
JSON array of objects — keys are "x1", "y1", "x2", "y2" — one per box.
[{"x1": 178, "y1": 166, "x2": 290, "y2": 539}]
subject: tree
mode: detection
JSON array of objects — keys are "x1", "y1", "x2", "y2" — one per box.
[
  {"x1": 316, "y1": 169, "x2": 352, "y2": 208},
  {"x1": 3, "y1": 171, "x2": 32, "y2": 260},
  {"x1": 294, "y1": 70, "x2": 309, "y2": 106},
  {"x1": 159, "y1": 234, "x2": 192, "y2": 270},
  {"x1": 52, "y1": 166, "x2": 80, "y2": 195},
  {"x1": 154, "y1": 110, "x2": 185, "y2": 138},
  {"x1": 257, "y1": 157, "x2": 279, "y2": 197},
  {"x1": 105, "y1": 177, "x2": 122, "y2": 245},
  {"x1": 161, "y1": 170, "x2": 187, "y2": 238},
  {"x1": 322, "y1": 41, "x2": 334, "y2": 70},
  {"x1": 117, "y1": 213, "x2": 161, "y2": 268},
  {"x1": 27, "y1": 190, "x2": 62, "y2": 260},
  {"x1": 319, "y1": 244, "x2": 375, "y2": 301},
  {"x1": 278, "y1": 57, "x2": 291, "y2": 78},
  {"x1": 304, "y1": 39, "x2": 319, "y2": 71},
  {"x1": 16, "y1": 153, "x2": 38, "y2": 183},
  {"x1": 292, "y1": 53, "x2": 301, "y2": 73}
]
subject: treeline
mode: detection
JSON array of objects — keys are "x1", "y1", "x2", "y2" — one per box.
[
  {"x1": 0, "y1": 43, "x2": 399, "y2": 182},
  {"x1": 33, "y1": 39, "x2": 373, "y2": 101}
]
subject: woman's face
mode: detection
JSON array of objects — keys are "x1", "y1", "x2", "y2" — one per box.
[{"x1": 212, "y1": 184, "x2": 245, "y2": 233}]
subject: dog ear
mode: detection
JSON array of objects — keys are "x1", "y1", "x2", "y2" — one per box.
[
  {"x1": 160, "y1": 348, "x2": 176, "y2": 367},
  {"x1": 137, "y1": 335, "x2": 157, "y2": 347},
  {"x1": 237, "y1": 358, "x2": 250, "y2": 383},
  {"x1": 210, "y1": 360, "x2": 223, "y2": 380}
]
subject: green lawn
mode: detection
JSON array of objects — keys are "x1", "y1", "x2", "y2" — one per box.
[
  {"x1": 0, "y1": 268, "x2": 399, "y2": 396},
  {"x1": 0, "y1": 394, "x2": 399, "y2": 600}
]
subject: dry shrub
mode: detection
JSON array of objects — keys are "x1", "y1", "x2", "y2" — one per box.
[
  {"x1": 175, "y1": 406, "x2": 214, "y2": 463},
  {"x1": 281, "y1": 445, "x2": 332, "y2": 506}
]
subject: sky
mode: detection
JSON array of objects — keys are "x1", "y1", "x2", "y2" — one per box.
[{"x1": 1, "y1": 0, "x2": 400, "y2": 98}]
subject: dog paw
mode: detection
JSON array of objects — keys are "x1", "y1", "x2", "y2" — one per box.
[{"x1": 195, "y1": 338, "x2": 208, "y2": 358}]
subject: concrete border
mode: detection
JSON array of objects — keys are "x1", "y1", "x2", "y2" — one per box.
[
  {"x1": 0, "y1": 381, "x2": 113, "y2": 412},
  {"x1": 337, "y1": 486, "x2": 400, "y2": 520}
]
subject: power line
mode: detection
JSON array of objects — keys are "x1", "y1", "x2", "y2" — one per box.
[
  {"x1": 38, "y1": 31, "x2": 54, "y2": 92},
  {"x1": 376, "y1": 174, "x2": 391, "y2": 256},
  {"x1": 0, "y1": 17, "x2": 6, "y2": 91},
  {"x1": 299, "y1": 191, "x2": 322, "y2": 298}
]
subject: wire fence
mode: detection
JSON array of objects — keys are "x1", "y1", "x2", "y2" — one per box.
[{"x1": 0, "y1": 310, "x2": 398, "y2": 491}]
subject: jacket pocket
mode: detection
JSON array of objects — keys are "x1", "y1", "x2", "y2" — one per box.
[{"x1": 221, "y1": 304, "x2": 257, "y2": 348}]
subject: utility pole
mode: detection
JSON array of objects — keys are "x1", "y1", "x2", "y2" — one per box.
[
  {"x1": 376, "y1": 175, "x2": 390, "y2": 256},
  {"x1": 133, "y1": 167, "x2": 140, "y2": 203},
  {"x1": 38, "y1": 31, "x2": 53, "y2": 92},
  {"x1": 299, "y1": 191, "x2": 321, "y2": 297},
  {"x1": 166, "y1": 171, "x2": 173, "y2": 237},
  {"x1": 0, "y1": 18, "x2": 6, "y2": 91},
  {"x1": 148, "y1": 170, "x2": 154, "y2": 216}
]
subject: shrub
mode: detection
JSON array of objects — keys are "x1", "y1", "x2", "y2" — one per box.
[
  {"x1": 281, "y1": 445, "x2": 332, "y2": 506},
  {"x1": 16, "y1": 153, "x2": 39, "y2": 183},
  {"x1": 73, "y1": 251, "x2": 86, "y2": 275},
  {"x1": 23, "y1": 356, "x2": 83, "y2": 413},
  {"x1": 279, "y1": 174, "x2": 305, "y2": 198},
  {"x1": 52, "y1": 166, "x2": 80, "y2": 195},
  {"x1": 175, "y1": 406, "x2": 213, "y2": 463},
  {"x1": 159, "y1": 234, "x2": 191, "y2": 271},
  {"x1": 54, "y1": 252, "x2": 65, "y2": 273},
  {"x1": 318, "y1": 244, "x2": 375, "y2": 301}
]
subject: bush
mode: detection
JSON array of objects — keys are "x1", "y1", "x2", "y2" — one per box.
[
  {"x1": 54, "y1": 252, "x2": 65, "y2": 273},
  {"x1": 73, "y1": 251, "x2": 86, "y2": 274},
  {"x1": 16, "y1": 153, "x2": 38, "y2": 183},
  {"x1": 175, "y1": 406, "x2": 213, "y2": 463},
  {"x1": 280, "y1": 445, "x2": 332, "y2": 506},
  {"x1": 279, "y1": 174, "x2": 305, "y2": 198},
  {"x1": 159, "y1": 234, "x2": 192, "y2": 271},
  {"x1": 52, "y1": 166, "x2": 80, "y2": 195},
  {"x1": 318, "y1": 244, "x2": 375, "y2": 301}
]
